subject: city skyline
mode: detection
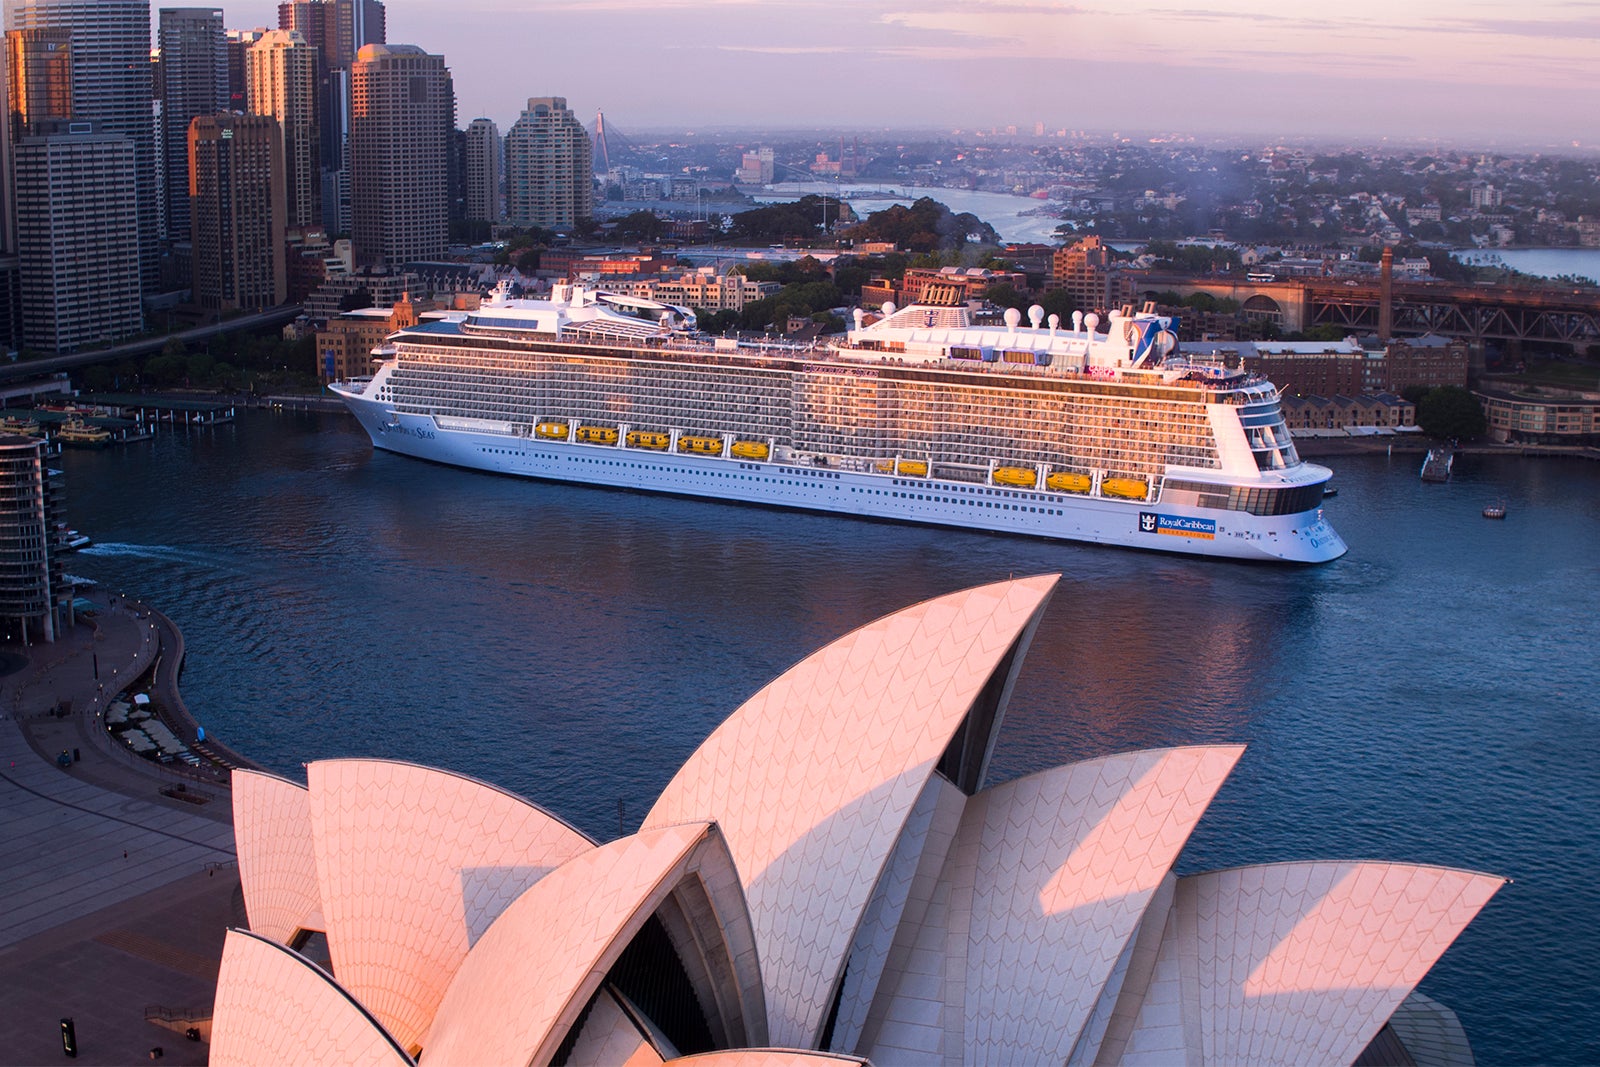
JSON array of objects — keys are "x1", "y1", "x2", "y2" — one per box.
[{"x1": 216, "y1": 0, "x2": 1596, "y2": 149}]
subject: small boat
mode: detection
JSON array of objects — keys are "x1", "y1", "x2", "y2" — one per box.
[
  {"x1": 1101, "y1": 477, "x2": 1149, "y2": 501},
  {"x1": 535, "y1": 421, "x2": 568, "y2": 440},
  {"x1": 575, "y1": 426, "x2": 617, "y2": 444},
  {"x1": 62, "y1": 530, "x2": 92, "y2": 550},
  {"x1": 1483, "y1": 501, "x2": 1507, "y2": 520},
  {"x1": 1420, "y1": 449, "x2": 1453, "y2": 483},
  {"x1": 56, "y1": 418, "x2": 111, "y2": 448},
  {"x1": 1322, "y1": 485, "x2": 1338, "y2": 498},
  {"x1": 895, "y1": 459, "x2": 928, "y2": 477},
  {"x1": 1046, "y1": 471, "x2": 1092, "y2": 494},
  {"x1": 992, "y1": 466, "x2": 1037, "y2": 488},
  {"x1": 731, "y1": 440, "x2": 769, "y2": 460},
  {"x1": 626, "y1": 430, "x2": 669, "y2": 450},
  {"x1": 0, "y1": 415, "x2": 41, "y2": 436},
  {"x1": 677, "y1": 435, "x2": 723, "y2": 455}
]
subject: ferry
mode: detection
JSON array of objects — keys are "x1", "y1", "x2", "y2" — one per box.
[
  {"x1": 330, "y1": 283, "x2": 1345, "y2": 563},
  {"x1": 55, "y1": 417, "x2": 112, "y2": 448}
]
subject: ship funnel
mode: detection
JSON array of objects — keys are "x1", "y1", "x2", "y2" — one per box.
[
  {"x1": 1004, "y1": 307, "x2": 1022, "y2": 333},
  {"x1": 1028, "y1": 304, "x2": 1045, "y2": 329}
]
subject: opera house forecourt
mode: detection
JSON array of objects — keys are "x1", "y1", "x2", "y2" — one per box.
[{"x1": 217, "y1": 576, "x2": 1502, "y2": 1066}]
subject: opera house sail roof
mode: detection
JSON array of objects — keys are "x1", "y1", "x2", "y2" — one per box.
[{"x1": 216, "y1": 576, "x2": 1504, "y2": 1067}]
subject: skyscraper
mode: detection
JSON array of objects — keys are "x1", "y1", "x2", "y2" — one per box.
[
  {"x1": 12, "y1": 121, "x2": 142, "y2": 352},
  {"x1": 277, "y1": 0, "x2": 382, "y2": 72},
  {"x1": 156, "y1": 8, "x2": 226, "y2": 242},
  {"x1": 505, "y1": 97, "x2": 591, "y2": 231},
  {"x1": 224, "y1": 26, "x2": 265, "y2": 110},
  {"x1": 5, "y1": 0, "x2": 159, "y2": 289},
  {"x1": 246, "y1": 28, "x2": 319, "y2": 229},
  {"x1": 463, "y1": 117, "x2": 499, "y2": 224},
  {"x1": 188, "y1": 111, "x2": 286, "y2": 311},
  {"x1": 3, "y1": 26, "x2": 69, "y2": 137},
  {"x1": 277, "y1": 0, "x2": 383, "y2": 235},
  {"x1": 348, "y1": 43, "x2": 448, "y2": 268}
]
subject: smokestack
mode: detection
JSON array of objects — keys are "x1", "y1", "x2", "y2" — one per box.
[{"x1": 1378, "y1": 246, "x2": 1393, "y2": 341}]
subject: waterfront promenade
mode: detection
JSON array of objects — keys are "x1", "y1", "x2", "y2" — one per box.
[{"x1": 0, "y1": 590, "x2": 238, "y2": 1065}]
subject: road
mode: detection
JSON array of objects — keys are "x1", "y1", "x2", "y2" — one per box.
[{"x1": 0, "y1": 305, "x2": 303, "y2": 383}]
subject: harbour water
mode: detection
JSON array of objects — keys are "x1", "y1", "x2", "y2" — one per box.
[
  {"x1": 1450, "y1": 247, "x2": 1600, "y2": 284},
  {"x1": 58, "y1": 412, "x2": 1599, "y2": 1064}
]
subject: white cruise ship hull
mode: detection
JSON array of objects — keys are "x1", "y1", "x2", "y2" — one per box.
[{"x1": 333, "y1": 388, "x2": 1346, "y2": 564}]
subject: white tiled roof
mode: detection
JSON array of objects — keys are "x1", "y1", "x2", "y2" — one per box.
[
  {"x1": 860, "y1": 746, "x2": 1243, "y2": 1066},
  {"x1": 232, "y1": 769, "x2": 323, "y2": 944},
  {"x1": 210, "y1": 929, "x2": 413, "y2": 1067},
  {"x1": 214, "y1": 577, "x2": 1505, "y2": 1067},
  {"x1": 424, "y1": 822, "x2": 724, "y2": 1066},
  {"x1": 644, "y1": 575, "x2": 1059, "y2": 1048},
  {"x1": 307, "y1": 759, "x2": 595, "y2": 1054},
  {"x1": 1115, "y1": 861, "x2": 1506, "y2": 1066}
]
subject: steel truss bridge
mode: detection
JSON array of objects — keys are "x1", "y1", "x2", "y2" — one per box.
[{"x1": 1139, "y1": 273, "x2": 1600, "y2": 349}]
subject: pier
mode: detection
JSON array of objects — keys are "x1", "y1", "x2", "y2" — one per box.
[{"x1": 73, "y1": 393, "x2": 238, "y2": 427}]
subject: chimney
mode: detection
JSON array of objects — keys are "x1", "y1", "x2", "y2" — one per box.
[{"x1": 1378, "y1": 246, "x2": 1393, "y2": 341}]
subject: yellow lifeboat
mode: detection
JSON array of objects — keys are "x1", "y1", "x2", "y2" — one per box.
[
  {"x1": 626, "y1": 430, "x2": 670, "y2": 450},
  {"x1": 1101, "y1": 477, "x2": 1149, "y2": 501},
  {"x1": 896, "y1": 459, "x2": 928, "y2": 477},
  {"x1": 576, "y1": 426, "x2": 618, "y2": 444},
  {"x1": 731, "y1": 440, "x2": 768, "y2": 460},
  {"x1": 677, "y1": 435, "x2": 723, "y2": 455},
  {"x1": 1046, "y1": 471, "x2": 1092, "y2": 494},
  {"x1": 993, "y1": 467, "x2": 1037, "y2": 488},
  {"x1": 535, "y1": 421, "x2": 568, "y2": 440}
]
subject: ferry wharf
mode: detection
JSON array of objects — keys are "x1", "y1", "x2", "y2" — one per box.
[{"x1": 0, "y1": 589, "x2": 240, "y2": 1066}]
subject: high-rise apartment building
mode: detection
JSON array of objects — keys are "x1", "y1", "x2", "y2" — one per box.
[
  {"x1": 0, "y1": 432, "x2": 68, "y2": 644},
  {"x1": 0, "y1": 42, "x2": 18, "y2": 349},
  {"x1": 12, "y1": 121, "x2": 141, "y2": 352},
  {"x1": 156, "y1": 8, "x2": 226, "y2": 242},
  {"x1": 463, "y1": 116, "x2": 499, "y2": 223},
  {"x1": 505, "y1": 96, "x2": 591, "y2": 230},
  {"x1": 348, "y1": 43, "x2": 448, "y2": 268},
  {"x1": 1046, "y1": 235, "x2": 1130, "y2": 314},
  {"x1": 5, "y1": 0, "x2": 159, "y2": 290},
  {"x1": 188, "y1": 111, "x2": 286, "y2": 311},
  {"x1": 246, "y1": 28, "x2": 319, "y2": 229}
]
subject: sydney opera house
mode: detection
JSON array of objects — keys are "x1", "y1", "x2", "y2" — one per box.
[{"x1": 215, "y1": 575, "x2": 1502, "y2": 1065}]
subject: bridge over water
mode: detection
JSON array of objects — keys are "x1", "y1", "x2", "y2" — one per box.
[{"x1": 1138, "y1": 273, "x2": 1600, "y2": 350}]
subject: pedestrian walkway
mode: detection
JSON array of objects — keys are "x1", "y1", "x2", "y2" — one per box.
[{"x1": 0, "y1": 589, "x2": 241, "y2": 1065}]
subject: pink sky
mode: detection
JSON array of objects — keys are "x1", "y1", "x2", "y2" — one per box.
[{"x1": 222, "y1": 0, "x2": 1599, "y2": 147}]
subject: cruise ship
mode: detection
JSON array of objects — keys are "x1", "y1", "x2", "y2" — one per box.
[{"x1": 330, "y1": 282, "x2": 1346, "y2": 563}]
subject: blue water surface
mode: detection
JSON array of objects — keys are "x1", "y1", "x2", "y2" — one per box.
[{"x1": 58, "y1": 412, "x2": 1600, "y2": 1064}]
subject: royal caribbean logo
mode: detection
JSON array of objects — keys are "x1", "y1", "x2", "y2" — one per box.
[{"x1": 1139, "y1": 512, "x2": 1217, "y2": 540}]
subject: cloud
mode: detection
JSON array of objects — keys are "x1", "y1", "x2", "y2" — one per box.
[{"x1": 1455, "y1": 16, "x2": 1600, "y2": 38}]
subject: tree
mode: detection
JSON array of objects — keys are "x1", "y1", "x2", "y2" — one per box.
[
  {"x1": 846, "y1": 197, "x2": 1000, "y2": 252},
  {"x1": 1416, "y1": 386, "x2": 1487, "y2": 440},
  {"x1": 613, "y1": 210, "x2": 664, "y2": 241}
]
